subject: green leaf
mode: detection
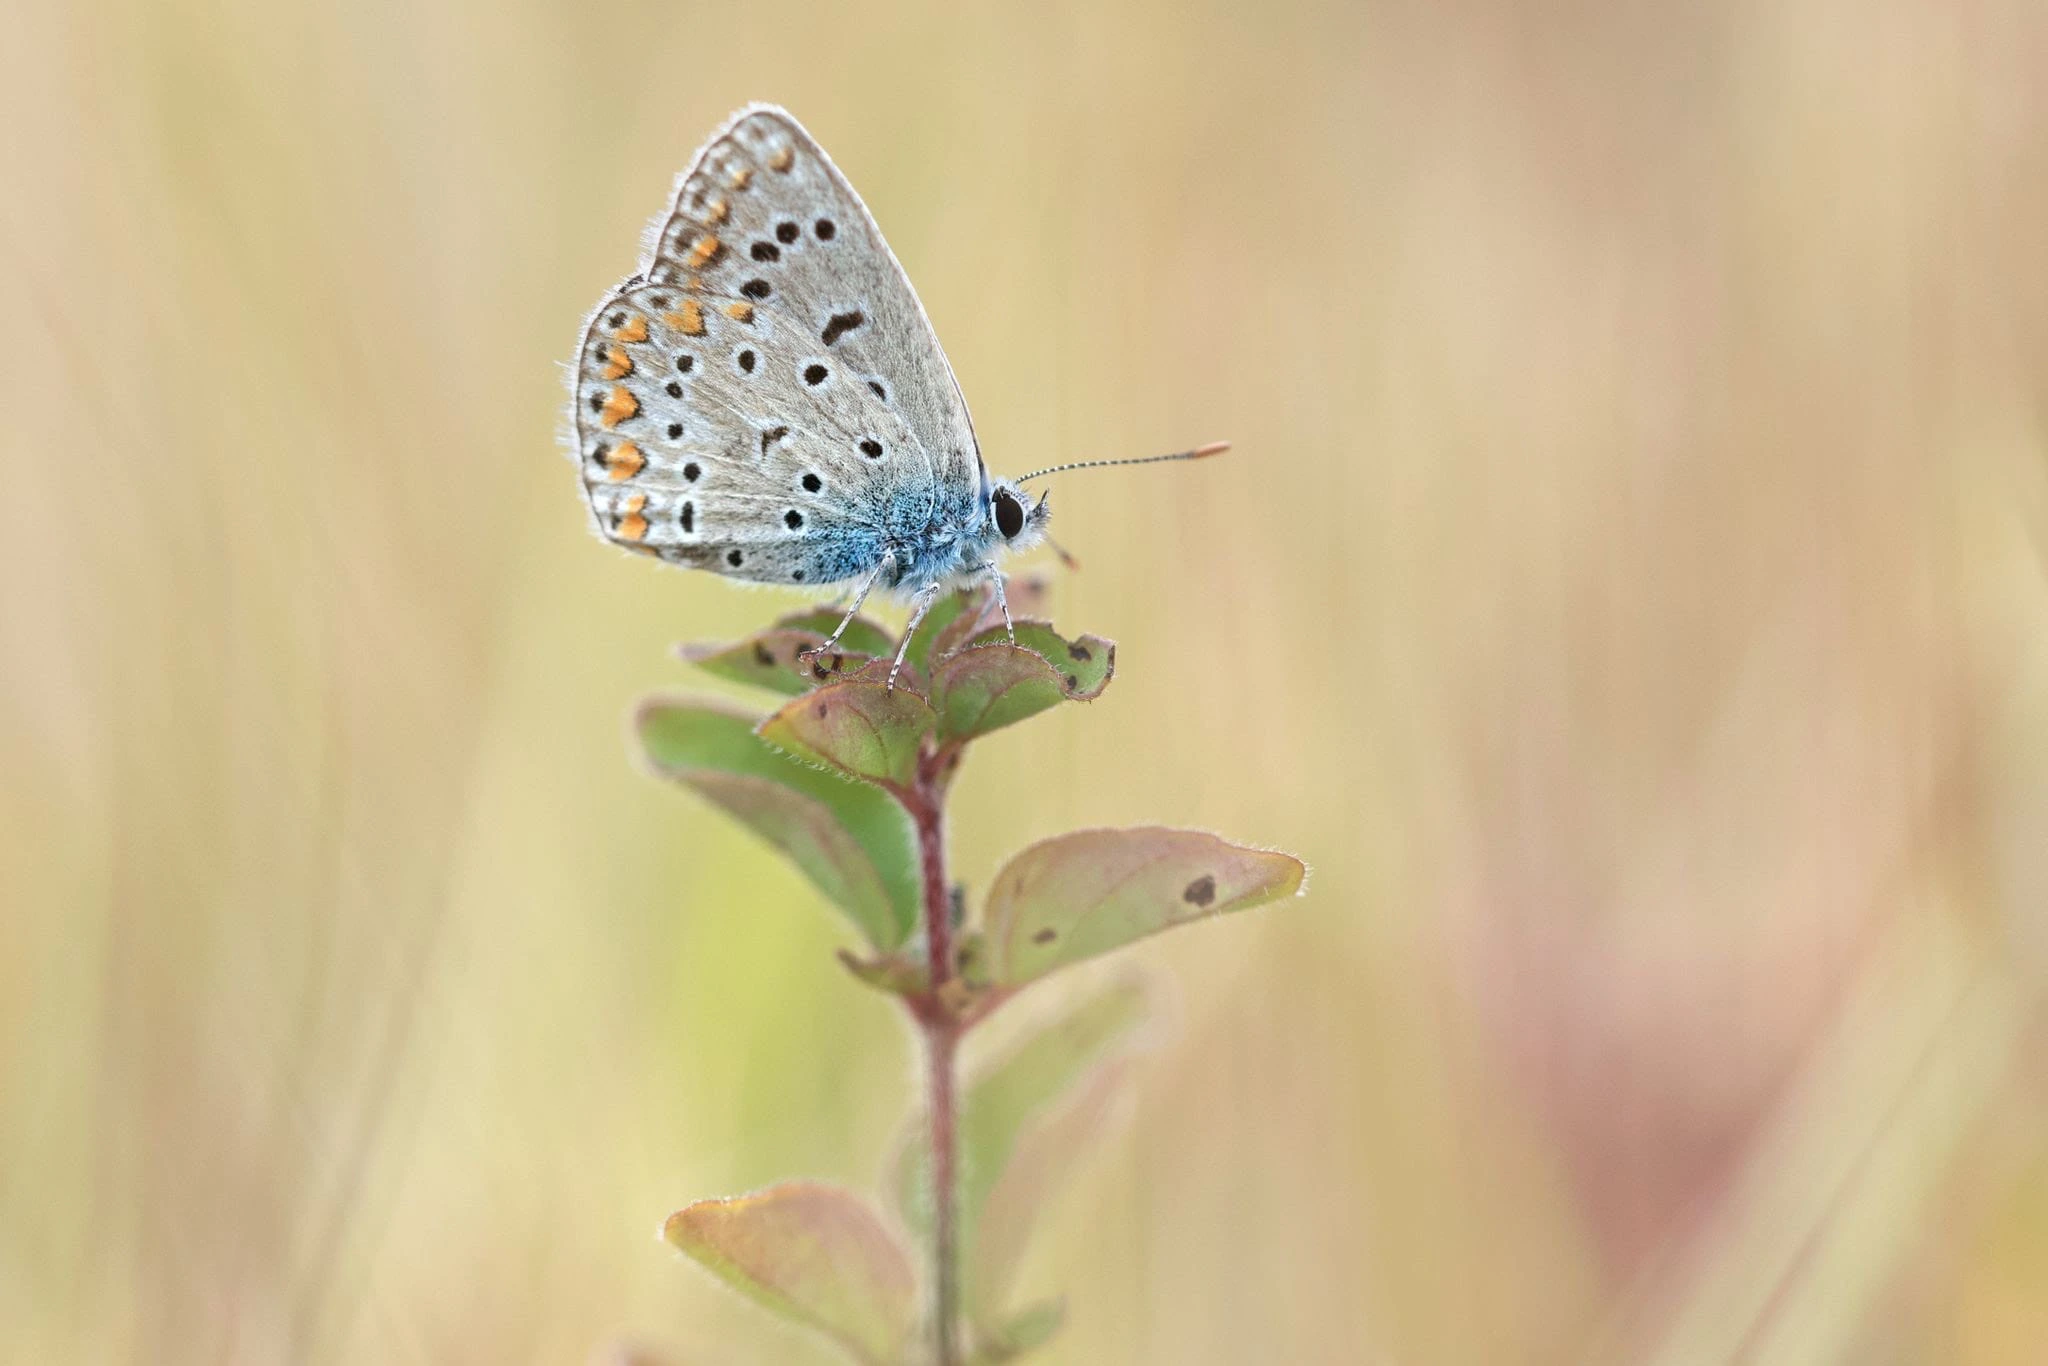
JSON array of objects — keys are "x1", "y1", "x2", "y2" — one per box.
[
  {"x1": 835, "y1": 946, "x2": 930, "y2": 997},
  {"x1": 758, "y1": 679, "x2": 936, "y2": 791},
  {"x1": 953, "y1": 929, "x2": 994, "y2": 989},
  {"x1": 972, "y1": 1060, "x2": 1130, "y2": 1324},
  {"x1": 930, "y1": 633, "x2": 1112, "y2": 745},
  {"x1": 926, "y1": 576, "x2": 1057, "y2": 661},
  {"x1": 983, "y1": 828, "x2": 1305, "y2": 986},
  {"x1": 679, "y1": 606, "x2": 895, "y2": 697},
  {"x1": 960, "y1": 623, "x2": 1114, "y2": 700},
  {"x1": 636, "y1": 700, "x2": 917, "y2": 950},
  {"x1": 769, "y1": 606, "x2": 899, "y2": 659},
  {"x1": 930, "y1": 645, "x2": 1064, "y2": 745},
  {"x1": 971, "y1": 1299, "x2": 1066, "y2": 1361},
  {"x1": 899, "y1": 585, "x2": 983, "y2": 676},
  {"x1": 680, "y1": 630, "x2": 879, "y2": 698},
  {"x1": 894, "y1": 980, "x2": 1151, "y2": 1327},
  {"x1": 664, "y1": 1182, "x2": 916, "y2": 1366}
]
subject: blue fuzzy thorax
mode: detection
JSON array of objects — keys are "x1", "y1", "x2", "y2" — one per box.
[
  {"x1": 873, "y1": 478, "x2": 998, "y2": 594},
  {"x1": 809, "y1": 469, "x2": 1046, "y2": 598}
]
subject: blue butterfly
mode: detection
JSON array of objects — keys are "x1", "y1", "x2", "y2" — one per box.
[{"x1": 569, "y1": 105, "x2": 1222, "y2": 685}]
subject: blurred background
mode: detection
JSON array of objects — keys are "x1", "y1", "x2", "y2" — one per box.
[{"x1": 8, "y1": 0, "x2": 2048, "y2": 1361}]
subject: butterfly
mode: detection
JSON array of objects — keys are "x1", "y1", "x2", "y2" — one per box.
[{"x1": 566, "y1": 104, "x2": 1224, "y2": 686}]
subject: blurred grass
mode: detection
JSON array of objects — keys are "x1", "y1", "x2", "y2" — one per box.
[{"x1": 6, "y1": 0, "x2": 2048, "y2": 1361}]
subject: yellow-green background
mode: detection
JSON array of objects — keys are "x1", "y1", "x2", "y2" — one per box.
[{"x1": 9, "y1": 1, "x2": 2048, "y2": 1361}]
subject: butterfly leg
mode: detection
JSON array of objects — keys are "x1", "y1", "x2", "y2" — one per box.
[
  {"x1": 799, "y1": 555, "x2": 889, "y2": 674},
  {"x1": 978, "y1": 562, "x2": 1016, "y2": 644},
  {"x1": 888, "y1": 582, "x2": 943, "y2": 692}
]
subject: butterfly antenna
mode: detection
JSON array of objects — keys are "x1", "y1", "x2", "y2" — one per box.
[
  {"x1": 1013, "y1": 440, "x2": 1230, "y2": 484},
  {"x1": 1044, "y1": 535, "x2": 1082, "y2": 571}
]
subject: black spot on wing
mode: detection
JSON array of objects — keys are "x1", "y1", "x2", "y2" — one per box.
[{"x1": 821, "y1": 310, "x2": 865, "y2": 346}]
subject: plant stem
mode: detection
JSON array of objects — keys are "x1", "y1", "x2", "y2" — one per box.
[
  {"x1": 925, "y1": 1015, "x2": 960, "y2": 1365},
  {"x1": 909, "y1": 763, "x2": 961, "y2": 1365}
]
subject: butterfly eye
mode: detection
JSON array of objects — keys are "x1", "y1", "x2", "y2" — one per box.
[{"x1": 993, "y1": 489, "x2": 1025, "y2": 540}]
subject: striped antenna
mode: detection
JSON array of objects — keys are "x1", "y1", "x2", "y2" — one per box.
[{"x1": 1013, "y1": 441, "x2": 1230, "y2": 484}]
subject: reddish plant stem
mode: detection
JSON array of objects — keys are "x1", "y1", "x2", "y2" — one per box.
[
  {"x1": 925, "y1": 1015, "x2": 960, "y2": 1365},
  {"x1": 906, "y1": 756, "x2": 961, "y2": 1365}
]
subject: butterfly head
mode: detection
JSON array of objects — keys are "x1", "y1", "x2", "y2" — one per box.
[{"x1": 988, "y1": 480, "x2": 1050, "y2": 553}]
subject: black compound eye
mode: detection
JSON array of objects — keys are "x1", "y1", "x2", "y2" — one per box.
[{"x1": 993, "y1": 489, "x2": 1025, "y2": 539}]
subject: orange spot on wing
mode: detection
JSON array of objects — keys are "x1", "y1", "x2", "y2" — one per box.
[
  {"x1": 601, "y1": 346, "x2": 633, "y2": 380},
  {"x1": 768, "y1": 147, "x2": 794, "y2": 173},
  {"x1": 664, "y1": 301, "x2": 706, "y2": 336},
  {"x1": 705, "y1": 197, "x2": 729, "y2": 224},
  {"x1": 724, "y1": 302, "x2": 754, "y2": 323},
  {"x1": 729, "y1": 166, "x2": 753, "y2": 190},
  {"x1": 618, "y1": 494, "x2": 649, "y2": 542},
  {"x1": 599, "y1": 386, "x2": 638, "y2": 428},
  {"x1": 605, "y1": 441, "x2": 645, "y2": 481},
  {"x1": 612, "y1": 315, "x2": 647, "y2": 343},
  {"x1": 689, "y1": 235, "x2": 721, "y2": 267}
]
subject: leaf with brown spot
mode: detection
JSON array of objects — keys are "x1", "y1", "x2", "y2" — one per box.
[
  {"x1": 769, "y1": 606, "x2": 897, "y2": 658},
  {"x1": 983, "y1": 828, "x2": 1306, "y2": 986},
  {"x1": 959, "y1": 623, "x2": 1114, "y2": 700},
  {"x1": 663, "y1": 1182, "x2": 916, "y2": 1366},
  {"x1": 636, "y1": 699, "x2": 917, "y2": 950},
  {"x1": 923, "y1": 614, "x2": 1115, "y2": 746},
  {"x1": 679, "y1": 630, "x2": 878, "y2": 698},
  {"x1": 757, "y1": 679, "x2": 936, "y2": 790}
]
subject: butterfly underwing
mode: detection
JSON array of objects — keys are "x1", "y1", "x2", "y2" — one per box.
[
  {"x1": 568, "y1": 105, "x2": 1226, "y2": 680},
  {"x1": 567, "y1": 104, "x2": 1047, "y2": 623}
]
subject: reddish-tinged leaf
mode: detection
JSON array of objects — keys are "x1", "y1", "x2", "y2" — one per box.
[
  {"x1": 758, "y1": 680, "x2": 936, "y2": 790},
  {"x1": 984, "y1": 828, "x2": 1305, "y2": 986},
  {"x1": 769, "y1": 607, "x2": 898, "y2": 659},
  {"x1": 931, "y1": 645, "x2": 1068, "y2": 743},
  {"x1": 680, "y1": 630, "x2": 878, "y2": 697},
  {"x1": 664, "y1": 1182, "x2": 916, "y2": 1366},
  {"x1": 959, "y1": 623, "x2": 1114, "y2": 700}
]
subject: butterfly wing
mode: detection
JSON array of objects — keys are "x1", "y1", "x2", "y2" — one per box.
[{"x1": 568, "y1": 104, "x2": 984, "y2": 586}]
